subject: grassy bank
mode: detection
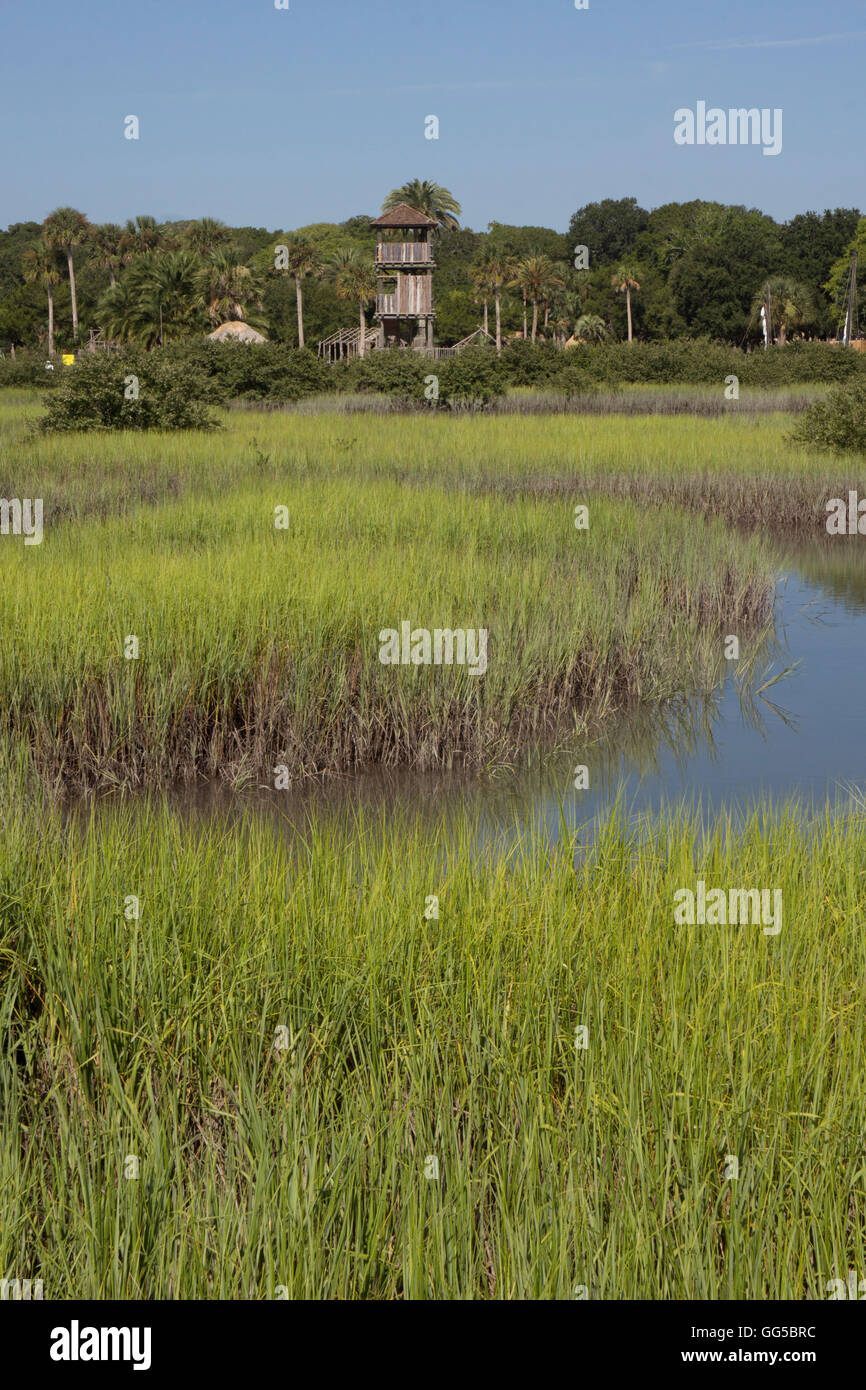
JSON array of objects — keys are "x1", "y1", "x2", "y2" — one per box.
[
  {"x1": 2, "y1": 780, "x2": 864, "y2": 1299},
  {"x1": 2, "y1": 399, "x2": 784, "y2": 790}
]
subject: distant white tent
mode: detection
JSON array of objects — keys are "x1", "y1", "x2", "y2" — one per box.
[{"x1": 207, "y1": 321, "x2": 267, "y2": 344}]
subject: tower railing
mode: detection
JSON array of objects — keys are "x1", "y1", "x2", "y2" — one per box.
[{"x1": 376, "y1": 243, "x2": 434, "y2": 265}]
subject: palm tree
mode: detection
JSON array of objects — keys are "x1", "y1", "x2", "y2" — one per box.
[
  {"x1": 183, "y1": 218, "x2": 230, "y2": 257},
  {"x1": 470, "y1": 255, "x2": 497, "y2": 336},
  {"x1": 42, "y1": 207, "x2": 89, "y2": 342},
  {"x1": 750, "y1": 276, "x2": 816, "y2": 345},
  {"x1": 575, "y1": 313, "x2": 608, "y2": 344},
  {"x1": 99, "y1": 251, "x2": 204, "y2": 347},
  {"x1": 197, "y1": 249, "x2": 261, "y2": 326},
  {"x1": 381, "y1": 180, "x2": 461, "y2": 231},
  {"x1": 98, "y1": 277, "x2": 144, "y2": 345},
  {"x1": 124, "y1": 215, "x2": 163, "y2": 256},
  {"x1": 509, "y1": 261, "x2": 529, "y2": 339},
  {"x1": 332, "y1": 248, "x2": 377, "y2": 358},
  {"x1": 551, "y1": 309, "x2": 573, "y2": 348},
  {"x1": 22, "y1": 242, "x2": 62, "y2": 356},
  {"x1": 149, "y1": 251, "x2": 208, "y2": 342},
  {"x1": 514, "y1": 254, "x2": 564, "y2": 343},
  {"x1": 90, "y1": 223, "x2": 126, "y2": 287},
  {"x1": 281, "y1": 236, "x2": 322, "y2": 348},
  {"x1": 611, "y1": 265, "x2": 641, "y2": 343},
  {"x1": 484, "y1": 250, "x2": 517, "y2": 354}
]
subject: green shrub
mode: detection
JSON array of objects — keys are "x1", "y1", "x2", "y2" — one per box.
[
  {"x1": 743, "y1": 339, "x2": 866, "y2": 385},
  {"x1": 791, "y1": 377, "x2": 866, "y2": 453},
  {"x1": 499, "y1": 341, "x2": 564, "y2": 386},
  {"x1": 26, "y1": 337, "x2": 866, "y2": 422},
  {"x1": 38, "y1": 353, "x2": 220, "y2": 432},
  {"x1": 331, "y1": 347, "x2": 506, "y2": 409},
  {"x1": 279, "y1": 347, "x2": 331, "y2": 399},
  {"x1": 436, "y1": 346, "x2": 505, "y2": 408},
  {"x1": 0, "y1": 351, "x2": 60, "y2": 388},
  {"x1": 155, "y1": 342, "x2": 328, "y2": 402},
  {"x1": 549, "y1": 351, "x2": 602, "y2": 395},
  {"x1": 555, "y1": 340, "x2": 866, "y2": 388},
  {"x1": 335, "y1": 349, "x2": 429, "y2": 401}
]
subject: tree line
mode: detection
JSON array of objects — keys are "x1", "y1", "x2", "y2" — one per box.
[{"x1": 0, "y1": 185, "x2": 862, "y2": 355}]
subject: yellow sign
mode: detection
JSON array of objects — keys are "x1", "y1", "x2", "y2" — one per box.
[{"x1": 61, "y1": 353, "x2": 75, "y2": 365}]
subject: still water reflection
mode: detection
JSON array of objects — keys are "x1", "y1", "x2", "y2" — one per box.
[{"x1": 150, "y1": 540, "x2": 866, "y2": 843}]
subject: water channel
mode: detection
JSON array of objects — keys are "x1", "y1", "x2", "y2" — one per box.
[{"x1": 155, "y1": 538, "x2": 866, "y2": 847}]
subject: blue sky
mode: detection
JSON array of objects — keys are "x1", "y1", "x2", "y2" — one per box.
[{"x1": 1, "y1": 0, "x2": 864, "y2": 232}]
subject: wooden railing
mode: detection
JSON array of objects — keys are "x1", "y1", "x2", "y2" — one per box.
[
  {"x1": 377, "y1": 243, "x2": 433, "y2": 265},
  {"x1": 319, "y1": 324, "x2": 494, "y2": 363}
]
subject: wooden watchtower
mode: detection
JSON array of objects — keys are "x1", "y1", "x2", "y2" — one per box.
[{"x1": 370, "y1": 204, "x2": 438, "y2": 351}]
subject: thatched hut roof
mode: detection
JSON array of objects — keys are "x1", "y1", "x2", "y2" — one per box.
[{"x1": 207, "y1": 321, "x2": 268, "y2": 344}]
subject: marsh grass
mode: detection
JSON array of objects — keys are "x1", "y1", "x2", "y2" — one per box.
[
  {"x1": 1, "y1": 390, "x2": 855, "y2": 495},
  {"x1": 0, "y1": 404, "x2": 779, "y2": 790},
  {"x1": 2, "y1": 394, "x2": 865, "y2": 1302},
  {"x1": 2, "y1": 777, "x2": 865, "y2": 1299},
  {"x1": 493, "y1": 387, "x2": 825, "y2": 416}
]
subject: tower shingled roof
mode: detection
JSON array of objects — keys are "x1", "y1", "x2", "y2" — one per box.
[{"x1": 370, "y1": 203, "x2": 439, "y2": 228}]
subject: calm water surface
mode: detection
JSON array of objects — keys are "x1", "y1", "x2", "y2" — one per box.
[{"x1": 153, "y1": 540, "x2": 866, "y2": 843}]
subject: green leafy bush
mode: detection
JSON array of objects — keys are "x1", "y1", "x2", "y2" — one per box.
[
  {"x1": 332, "y1": 347, "x2": 509, "y2": 409},
  {"x1": 277, "y1": 347, "x2": 331, "y2": 399},
  {"x1": 791, "y1": 377, "x2": 866, "y2": 453},
  {"x1": 21, "y1": 337, "x2": 866, "y2": 422},
  {"x1": 552, "y1": 364, "x2": 605, "y2": 395},
  {"x1": 499, "y1": 341, "x2": 564, "y2": 386},
  {"x1": 334, "y1": 349, "x2": 429, "y2": 402},
  {"x1": 553, "y1": 340, "x2": 866, "y2": 388},
  {"x1": 0, "y1": 351, "x2": 60, "y2": 388},
  {"x1": 155, "y1": 342, "x2": 328, "y2": 402},
  {"x1": 436, "y1": 346, "x2": 505, "y2": 407},
  {"x1": 38, "y1": 353, "x2": 220, "y2": 432}
]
